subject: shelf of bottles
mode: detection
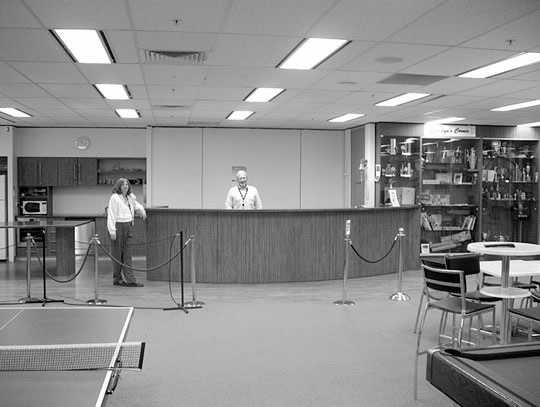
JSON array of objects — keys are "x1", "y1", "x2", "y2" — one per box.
[
  {"x1": 420, "y1": 137, "x2": 481, "y2": 252},
  {"x1": 377, "y1": 135, "x2": 421, "y2": 206},
  {"x1": 481, "y1": 139, "x2": 538, "y2": 243}
]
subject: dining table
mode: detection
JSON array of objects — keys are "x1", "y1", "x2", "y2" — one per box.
[{"x1": 468, "y1": 242, "x2": 540, "y2": 344}]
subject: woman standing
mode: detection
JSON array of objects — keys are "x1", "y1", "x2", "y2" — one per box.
[{"x1": 107, "y1": 178, "x2": 146, "y2": 287}]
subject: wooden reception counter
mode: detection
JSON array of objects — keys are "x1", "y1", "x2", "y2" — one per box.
[{"x1": 146, "y1": 206, "x2": 421, "y2": 284}]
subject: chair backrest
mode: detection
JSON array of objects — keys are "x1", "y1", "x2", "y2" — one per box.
[
  {"x1": 422, "y1": 264, "x2": 467, "y2": 305},
  {"x1": 445, "y1": 253, "x2": 481, "y2": 276},
  {"x1": 420, "y1": 254, "x2": 446, "y2": 269}
]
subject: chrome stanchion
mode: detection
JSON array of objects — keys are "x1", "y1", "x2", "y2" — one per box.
[
  {"x1": 19, "y1": 234, "x2": 40, "y2": 303},
  {"x1": 335, "y1": 220, "x2": 355, "y2": 306},
  {"x1": 184, "y1": 235, "x2": 204, "y2": 309},
  {"x1": 87, "y1": 234, "x2": 107, "y2": 305},
  {"x1": 389, "y1": 227, "x2": 410, "y2": 301}
]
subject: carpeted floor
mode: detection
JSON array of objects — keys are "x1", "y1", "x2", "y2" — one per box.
[{"x1": 0, "y1": 257, "x2": 517, "y2": 406}]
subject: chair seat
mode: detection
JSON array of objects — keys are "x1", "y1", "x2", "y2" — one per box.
[
  {"x1": 462, "y1": 290, "x2": 501, "y2": 303},
  {"x1": 513, "y1": 282, "x2": 537, "y2": 290},
  {"x1": 508, "y1": 306, "x2": 540, "y2": 321},
  {"x1": 532, "y1": 290, "x2": 540, "y2": 302},
  {"x1": 431, "y1": 296, "x2": 495, "y2": 316}
]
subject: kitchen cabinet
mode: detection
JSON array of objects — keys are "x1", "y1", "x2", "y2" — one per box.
[
  {"x1": 481, "y1": 139, "x2": 538, "y2": 243},
  {"x1": 420, "y1": 137, "x2": 481, "y2": 252},
  {"x1": 97, "y1": 158, "x2": 146, "y2": 186},
  {"x1": 376, "y1": 134, "x2": 421, "y2": 206},
  {"x1": 18, "y1": 157, "x2": 58, "y2": 186},
  {"x1": 17, "y1": 157, "x2": 58, "y2": 186},
  {"x1": 57, "y1": 158, "x2": 98, "y2": 186}
]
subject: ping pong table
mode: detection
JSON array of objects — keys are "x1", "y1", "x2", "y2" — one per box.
[{"x1": 0, "y1": 306, "x2": 137, "y2": 407}]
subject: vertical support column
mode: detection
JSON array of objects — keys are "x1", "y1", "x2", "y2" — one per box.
[
  {"x1": 335, "y1": 219, "x2": 355, "y2": 306},
  {"x1": 87, "y1": 234, "x2": 107, "y2": 305},
  {"x1": 184, "y1": 234, "x2": 205, "y2": 309},
  {"x1": 390, "y1": 227, "x2": 410, "y2": 301},
  {"x1": 19, "y1": 233, "x2": 40, "y2": 303}
]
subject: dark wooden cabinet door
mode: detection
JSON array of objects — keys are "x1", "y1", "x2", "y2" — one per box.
[
  {"x1": 18, "y1": 157, "x2": 39, "y2": 186},
  {"x1": 77, "y1": 158, "x2": 98, "y2": 185},
  {"x1": 18, "y1": 157, "x2": 58, "y2": 186},
  {"x1": 57, "y1": 158, "x2": 97, "y2": 186},
  {"x1": 38, "y1": 157, "x2": 58, "y2": 186},
  {"x1": 57, "y1": 158, "x2": 78, "y2": 186}
]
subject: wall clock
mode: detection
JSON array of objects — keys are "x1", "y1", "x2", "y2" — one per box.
[{"x1": 76, "y1": 136, "x2": 91, "y2": 150}]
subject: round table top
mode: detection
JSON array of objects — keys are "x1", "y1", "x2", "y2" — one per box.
[
  {"x1": 467, "y1": 242, "x2": 540, "y2": 257},
  {"x1": 480, "y1": 286, "x2": 532, "y2": 299}
]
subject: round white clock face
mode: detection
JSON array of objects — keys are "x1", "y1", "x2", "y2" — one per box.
[{"x1": 76, "y1": 136, "x2": 91, "y2": 150}]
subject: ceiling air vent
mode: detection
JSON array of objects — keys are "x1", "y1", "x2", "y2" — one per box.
[
  {"x1": 152, "y1": 105, "x2": 191, "y2": 110},
  {"x1": 143, "y1": 50, "x2": 208, "y2": 65},
  {"x1": 378, "y1": 74, "x2": 447, "y2": 86}
]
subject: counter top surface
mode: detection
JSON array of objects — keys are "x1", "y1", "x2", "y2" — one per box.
[{"x1": 146, "y1": 206, "x2": 418, "y2": 212}]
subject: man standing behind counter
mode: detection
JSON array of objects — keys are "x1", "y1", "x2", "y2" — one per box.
[{"x1": 225, "y1": 170, "x2": 263, "y2": 209}]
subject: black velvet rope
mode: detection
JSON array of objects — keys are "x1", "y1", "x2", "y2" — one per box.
[
  {"x1": 30, "y1": 232, "x2": 188, "y2": 282},
  {"x1": 349, "y1": 235, "x2": 399, "y2": 264}
]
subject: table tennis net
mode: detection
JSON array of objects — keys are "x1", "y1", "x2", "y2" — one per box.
[{"x1": 0, "y1": 342, "x2": 145, "y2": 371}]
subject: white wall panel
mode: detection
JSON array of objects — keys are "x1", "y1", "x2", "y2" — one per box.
[
  {"x1": 149, "y1": 127, "x2": 202, "y2": 208},
  {"x1": 202, "y1": 128, "x2": 301, "y2": 209},
  {"x1": 300, "y1": 130, "x2": 345, "y2": 208}
]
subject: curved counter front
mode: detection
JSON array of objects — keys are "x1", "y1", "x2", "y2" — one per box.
[{"x1": 146, "y1": 207, "x2": 420, "y2": 283}]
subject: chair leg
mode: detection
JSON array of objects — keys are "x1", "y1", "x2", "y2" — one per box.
[
  {"x1": 414, "y1": 305, "x2": 430, "y2": 400},
  {"x1": 491, "y1": 310, "x2": 496, "y2": 345},
  {"x1": 457, "y1": 316, "x2": 465, "y2": 346},
  {"x1": 413, "y1": 288, "x2": 426, "y2": 334}
]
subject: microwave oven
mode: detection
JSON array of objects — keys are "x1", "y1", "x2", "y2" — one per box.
[{"x1": 21, "y1": 200, "x2": 47, "y2": 215}]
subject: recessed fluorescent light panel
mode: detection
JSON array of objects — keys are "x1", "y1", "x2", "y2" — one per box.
[
  {"x1": 459, "y1": 52, "x2": 540, "y2": 79},
  {"x1": 0, "y1": 108, "x2": 31, "y2": 118},
  {"x1": 227, "y1": 111, "x2": 254, "y2": 121},
  {"x1": 376, "y1": 93, "x2": 431, "y2": 107},
  {"x1": 115, "y1": 109, "x2": 140, "y2": 118},
  {"x1": 518, "y1": 122, "x2": 540, "y2": 127},
  {"x1": 426, "y1": 117, "x2": 466, "y2": 125},
  {"x1": 491, "y1": 99, "x2": 540, "y2": 112},
  {"x1": 95, "y1": 84, "x2": 130, "y2": 100},
  {"x1": 329, "y1": 113, "x2": 365, "y2": 123},
  {"x1": 278, "y1": 38, "x2": 349, "y2": 70},
  {"x1": 53, "y1": 29, "x2": 113, "y2": 64},
  {"x1": 245, "y1": 88, "x2": 285, "y2": 102}
]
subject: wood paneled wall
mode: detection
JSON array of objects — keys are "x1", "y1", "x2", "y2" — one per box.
[{"x1": 146, "y1": 207, "x2": 420, "y2": 283}]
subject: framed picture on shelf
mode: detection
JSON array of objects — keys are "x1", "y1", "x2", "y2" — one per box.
[{"x1": 453, "y1": 173, "x2": 463, "y2": 184}]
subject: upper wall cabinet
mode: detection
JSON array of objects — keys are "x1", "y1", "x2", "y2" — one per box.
[
  {"x1": 376, "y1": 134, "x2": 421, "y2": 206},
  {"x1": 57, "y1": 158, "x2": 98, "y2": 186},
  {"x1": 18, "y1": 157, "x2": 58, "y2": 186},
  {"x1": 481, "y1": 139, "x2": 538, "y2": 243},
  {"x1": 97, "y1": 158, "x2": 146, "y2": 186}
]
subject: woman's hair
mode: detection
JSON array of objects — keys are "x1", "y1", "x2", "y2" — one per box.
[{"x1": 112, "y1": 178, "x2": 132, "y2": 195}]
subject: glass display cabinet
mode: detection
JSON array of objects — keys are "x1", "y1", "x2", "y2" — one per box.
[
  {"x1": 481, "y1": 139, "x2": 538, "y2": 243},
  {"x1": 420, "y1": 137, "x2": 481, "y2": 252},
  {"x1": 376, "y1": 135, "x2": 421, "y2": 207}
]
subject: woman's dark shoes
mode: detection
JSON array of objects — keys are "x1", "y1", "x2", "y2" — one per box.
[
  {"x1": 113, "y1": 280, "x2": 127, "y2": 286},
  {"x1": 125, "y1": 282, "x2": 144, "y2": 287}
]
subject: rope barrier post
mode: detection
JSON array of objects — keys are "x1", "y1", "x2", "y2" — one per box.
[
  {"x1": 389, "y1": 227, "x2": 410, "y2": 301},
  {"x1": 86, "y1": 234, "x2": 107, "y2": 305},
  {"x1": 19, "y1": 234, "x2": 40, "y2": 303},
  {"x1": 164, "y1": 231, "x2": 188, "y2": 313},
  {"x1": 184, "y1": 234, "x2": 205, "y2": 309},
  {"x1": 334, "y1": 219, "x2": 355, "y2": 306}
]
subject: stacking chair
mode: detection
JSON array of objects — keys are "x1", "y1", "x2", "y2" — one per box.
[
  {"x1": 413, "y1": 255, "x2": 446, "y2": 334},
  {"x1": 413, "y1": 264, "x2": 496, "y2": 400},
  {"x1": 509, "y1": 291, "x2": 540, "y2": 342},
  {"x1": 445, "y1": 253, "x2": 502, "y2": 304},
  {"x1": 509, "y1": 290, "x2": 540, "y2": 340},
  {"x1": 445, "y1": 253, "x2": 501, "y2": 337}
]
